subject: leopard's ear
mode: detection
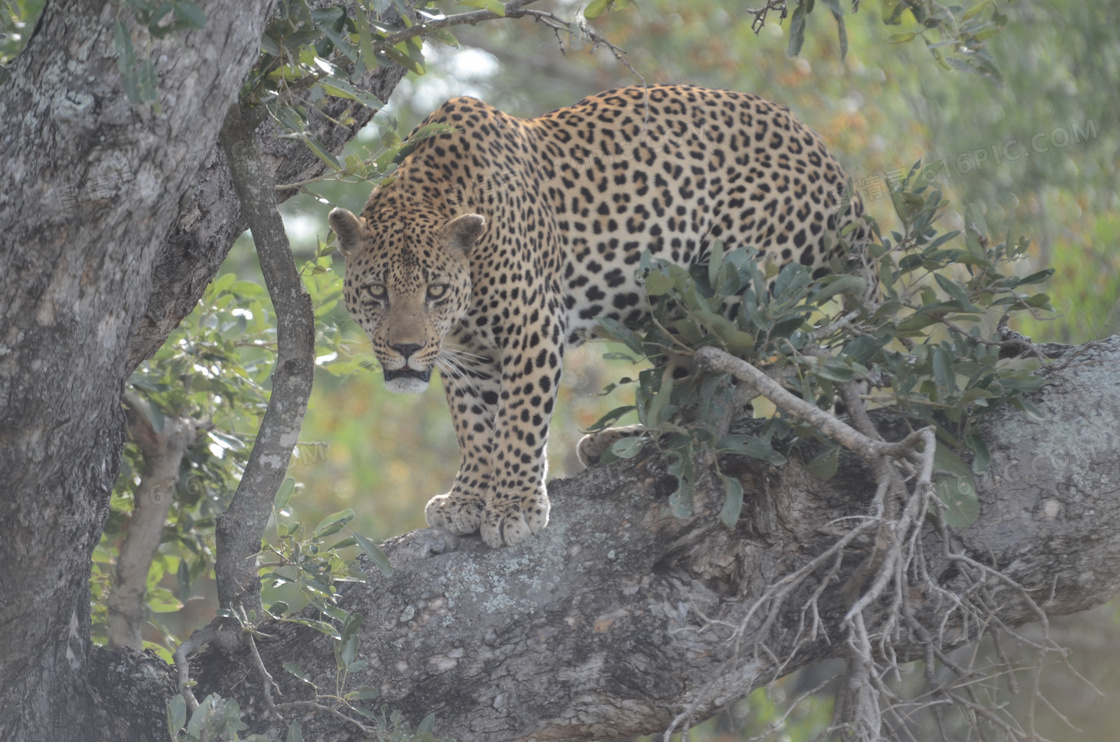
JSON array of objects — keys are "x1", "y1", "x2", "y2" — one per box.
[
  {"x1": 443, "y1": 213, "x2": 486, "y2": 255},
  {"x1": 328, "y1": 208, "x2": 365, "y2": 258}
]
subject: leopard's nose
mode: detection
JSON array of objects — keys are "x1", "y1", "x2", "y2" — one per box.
[{"x1": 391, "y1": 342, "x2": 425, "y2": 359}]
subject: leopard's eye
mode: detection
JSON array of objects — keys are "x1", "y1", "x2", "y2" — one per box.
[
  {"x1": 362, "y1": 284, "x2": 387, "y2": 302},
  {"x1": 427, "y1": 283, "x2": 449, "y2": 301}
]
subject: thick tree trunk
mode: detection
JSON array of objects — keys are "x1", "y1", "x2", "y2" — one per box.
[
  {"x1": 0, "y1": 1, "x2": 403, "y2": 739},
  {"x1": 0, "y1": 1, "x2": 270, "y2": 738}
]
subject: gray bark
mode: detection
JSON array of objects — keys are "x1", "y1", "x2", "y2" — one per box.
[
  {"x1": 126, "y1": 9, "x2": 406, "y2": 372},
  {"x1": 189, "y1": 337, "x2": 1120, "y2": 741},
  {"x1": 108, "y1": 399, "x2": 200, "y2": 649},
  {"x1": 0, "y1": 1, "x2": 404, "y2": 739},
  {"x1": 214, "y1": 103, "x2": 315, "y2": 615},
  {"x1": 0, "y1": 1, "x2": 271, "y2": 738}
]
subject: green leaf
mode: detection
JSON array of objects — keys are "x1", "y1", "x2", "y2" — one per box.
[
  {"x1": 267, "y1": 601, "x2": 290, "y2": 616},
  {"x1": 303, "y1": 136, "x2": 342, "y2": 171},
  {"x1": 643, "y1": 268, "x2": 676, "y2": 297},
  {"x1": 172, "y1": 1, "x2": 208, "y2": 29},
  {"x1": 1008, "y1": 396, "x2": 1046, "y2": 421},
  {"x1": 585, "y1": 0, "x2": 610, "y2": 19},
  {"x1": 964, "y1": 434, "x2": 991, "y2": 472},
  {"x1": 177, "y1": 558, "x2": 191, "y2": 601},
  {"x1": 346, "y1": 686, "x2": 380, "y2": 701},
  {"x1": 842, "y1": 334, "x2": 888, "y2": 364},
  {"x1": 666, "y1": 459, "x2": 695, "y2": 518},
  {"x1": 933, "y1": 441, "x2": 979, "y2": 527},
  {"x1": 285, "y1": 617, "x2": 341, "y2": 638},
  {"x1": 167, "y1": 694, "x2": 187, "y2": 734},
  {"x1": 787, "y1": 0, "x2": 808, "y2": 56},
  {"x1": 261, "y1": 32, "x2": 281, "y2": 56},
  {"x1": 718, "y1": 472, "x2": 744, "y2": 528},
  {"x1": 380, "y1": 42, "x2": 425, "y2": 74},
  {"x1": 283, "y1": 662, "x2": 313, "y2": 684},
  {"x1": 813, "y1": 274, "x2": 865, "y2": 302},
  {"x1": 418, "y1": 713, "x2": 437, "y2": 734},
  {"x1": 586, "y1": 405, "x2": 636, "y2": 431},
  {"x1": 834, "y1": 7, "x2": 848, "y2": 58},
  {"x1": 961, "y1": 2, "x2": 988, "y2": 21},
  {"x1": 147, "y1": 590, "x2": 183, "y2": 613},
  {"x1": 353, "y1": 7, "x2": 379, "y2": 73},
  {"x1": 1016, "y1": 269, "x2": 1054, "y2": 286},
  {"x1": 716, "y1": 434, "x2": 787, "y2": 465},
  {"x1": 934, "y1": 441, "x2": 972, "y2": 479},
  {"x1": 933, "y1": 272, "x2": 978, "y2": 311},
  {"x1": 609, "y1": 435, "x2": 646, "y2": 459},
  {"x1": 931, "y1": 346, "x2": 957, "y2": 393},
  {"x1": 597, "y1": 317, "x2": 645, "y2": 356},
  {"x1": 143, "y1": 399, "x2": 165, "y2": 434},
  {"x1": 286, "y1": 720, "x2": 304, "y2": 742},
  {"x1": 707, "y1": 241, "x2": 725, "y2": 289},
  {"x1": 113, "y1": 20, "x2": 141, "y2": 103},
  {"x1": 353, "y1": 531, "x2": 393, "y2": 577},
  {"x1": 814, "y1": 358, "x2": 856, "y2": 383},
  {"x1": 936, "y1": 476, "x2": 979, "y2": 527},
  {"x1": 338, "y1": 612, "x2": 363, "y2": 669},
  {"x1": 806, "y1": 446, "x2": 839, "y2": 480},
  {"x1": 313, "y1": 508, "x2": 355, "y2": 539},
  {"x1": 640, "y1": 372, "x2": 674, "y2": 428},
  {"x1": 274, "y1": 477, "x2": 296, "y2": 511}
]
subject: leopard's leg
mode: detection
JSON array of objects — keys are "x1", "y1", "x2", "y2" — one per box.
[
  {"x1": 576, "y1": 353, "x2": 694, "y2": 468},
  {"x1": 476, "y1": 318, "x2": 566, "y2": 548},
  {"x1": 576, "y1": 424, "x2": 648, "y2": 467},
  {"x1": 423, "y1": 353, "x2": 501, "y2": 536}
]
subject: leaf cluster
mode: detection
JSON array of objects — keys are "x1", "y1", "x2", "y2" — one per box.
[
  {"x1": 246, "y1": 0, "x2": 476, "y2": 181},
  {"x1": 595, "y1": 167, "x2": 1053, "y2": 528},
  {"x1": 95, "y1": 252, "x2": 353, "y2": 656},
  {"x1": 739, "y1": 1, "x2": 1011, "y2": 82},
  {"x1": 883, "y1": 0, "x2": 1010, "y2": 81}
]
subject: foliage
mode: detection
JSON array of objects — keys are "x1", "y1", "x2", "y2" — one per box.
[
  {"x1": 93, "y1": 245, "x2": 355, "y2": 654},
  {"x1": 0, "y1": 0, "x2": 43, "y2": 70},
  {"x1": 880, "y1": 0, "x2": 1010, "y2": 80},
  {"x1": 595, "y1": 167, "x2": 1052, "y2": 528}
]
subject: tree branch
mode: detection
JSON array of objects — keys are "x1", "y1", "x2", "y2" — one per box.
[
  {"x1": 190, "y1": 337, "x2": 1120, "y2": 741},
  {"x1": 107, "y1": 395, "x2": 203, "y2": 650},
  {"x1": 214, "y1": 103, "x2": 316, "y2": 617}
]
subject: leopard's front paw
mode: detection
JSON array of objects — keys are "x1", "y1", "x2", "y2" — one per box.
[
  {"x1": 425, "y1": 493, "x2": 485, "y2": 535},
  {"x1": 480, "y1": 490, "x2": 550, "y2": 548}
]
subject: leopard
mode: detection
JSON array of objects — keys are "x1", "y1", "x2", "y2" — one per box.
[{"x1": 330, "y1": 84, "x2": 866, "y2": 548}]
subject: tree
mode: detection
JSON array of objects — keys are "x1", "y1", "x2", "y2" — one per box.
[
  {"x1": 1, "y1": 1, "x2": 1116, "y2": 741},
  {"x1": 0, "y1": 0, "x2": 403, "y2": 738}
]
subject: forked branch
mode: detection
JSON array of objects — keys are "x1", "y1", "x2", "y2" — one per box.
[{"x1": 693, "y1": 344, "x2": 1065, "y2": 741}]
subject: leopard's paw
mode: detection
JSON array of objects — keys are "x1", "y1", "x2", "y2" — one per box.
[
  {"x1": 480, "y1": 490, "x2": 550, "y2": 548},
  {"x1": 576, "y1": 424, "x2": 647, "y2": 467},
  {"x1": 424, "y1": 493, "x2": 485, "y2": 535}
]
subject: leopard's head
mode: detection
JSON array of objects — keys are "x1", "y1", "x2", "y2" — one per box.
[{"x1": 329, "y1": 203, "x2": 485, "y2": 394}]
